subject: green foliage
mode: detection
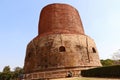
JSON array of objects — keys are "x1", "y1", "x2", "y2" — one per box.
[
  {"x1": 100, "y1": 59, "x2": 120, "y2": 66},
  {"x1": 0, "y1": 66, "x2": 23, "y2": 80},
  {"x1": 3, "y1": 66, "x2": 10, "y2": 73},
  {"x1": 0, "y1": 72, "x2": 12, "y2": 80},
  {"x1": 13, "y1": 67, "x2": 23, "y2": 79},
  {"x1": 81, "y1": 65, "x2": 120, "y2": 78},
  {"x1": 0, "y1": 66, "x2": 11, "y2": 80},
  {"x1": 101, "y1": 59, "x2": 114, "y2": 66}
]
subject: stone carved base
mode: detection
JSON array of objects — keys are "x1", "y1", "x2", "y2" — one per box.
[{"x1": 24, "y1": 66, "x2": 96, "y2": 80}]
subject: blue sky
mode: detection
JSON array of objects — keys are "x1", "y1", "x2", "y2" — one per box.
[{"x1": 0, "y1": 0, "x2": 120, "y2": 71}]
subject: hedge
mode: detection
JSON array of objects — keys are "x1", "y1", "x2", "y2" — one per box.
[{"x1": 81, "y1": 65, "x2": 120, "y2": 78}]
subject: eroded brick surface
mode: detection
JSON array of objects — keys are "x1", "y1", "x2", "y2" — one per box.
[
  {"x1": 38, "y1": 3, "x2": 84, "y2": 35},
  {"x1": 24, "y1": 3, "x2": 101, "y2": 79}
]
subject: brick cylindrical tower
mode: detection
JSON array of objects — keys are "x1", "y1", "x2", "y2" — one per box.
[
  {"x1": 38, "y1": 4, "x2": 84, "y2": 35},
  {"x1": 24, "y1": 3, "x2": 101, "y2": 79}
]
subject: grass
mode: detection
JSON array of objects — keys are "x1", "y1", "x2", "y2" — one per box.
[{"x1": 50, "y1": 77, "x2": 120, "y2": 80}]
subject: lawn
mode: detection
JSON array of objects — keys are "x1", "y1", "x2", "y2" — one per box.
[{"x1": 50, "y1": 77, "x2": 120, "y2": 80}]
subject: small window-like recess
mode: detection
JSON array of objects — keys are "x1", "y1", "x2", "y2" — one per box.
[
  {"x1": 45, "y1": 65, "x2": 48, "y2": 68},
  {"x1": 28, "y1": 52, "x2": 31, "y2": 58},
  {"x1": 59, "y1": 46, "x2": 66, "y2": 52},
  {"x1": 67, "y1": 71, "x2": 72, "y2": 77},
  {"x1": 92, "y1": 47, "x2": 96, "y2": 53},
  {"x1": 45, "y1": 59, "x2": 47, "y2": 62}
]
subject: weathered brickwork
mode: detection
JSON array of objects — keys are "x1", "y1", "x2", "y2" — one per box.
[
  {"x1": 24, "y1": 3, "x2": 101, "y2": 79},
  {"x1": 38, "y1": 3, "x2": 84, "y2": 35}
]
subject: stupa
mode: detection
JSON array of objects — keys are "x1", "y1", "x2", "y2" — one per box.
[{"x1": 24, "y1": 3, "x2": 101, "y2": 79}]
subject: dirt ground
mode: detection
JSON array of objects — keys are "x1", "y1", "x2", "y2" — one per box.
[{"x1": 50, "y1": 77, "x2": 120, "y2": 80}]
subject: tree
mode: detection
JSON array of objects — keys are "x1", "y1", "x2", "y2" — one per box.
[
  {"x1": 3, "y1": 66, "x2": 10, "y2": 73},
  {"x1": 0, "y1": 66, "x2": 11, "y2": 80},
  {"x1": 13, "y1": 67, "x2": 23, "y2": 79},
  {"x1": 14, "y1": 67, "x2": 23, "y2": 73},
  {"x1": 101, "y1": 59, "x2": 114, "y2": 66},
  {"x1": 112, "y1": 49, "x2": 120, "y2": 60},
  {"x1": 0, "y1": 66, "x2": 23, "y2": 80}
]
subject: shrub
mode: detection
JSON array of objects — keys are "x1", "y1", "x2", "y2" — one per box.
[{"x1": 81, "y1": 65, "x2": 120, "y2": 78}]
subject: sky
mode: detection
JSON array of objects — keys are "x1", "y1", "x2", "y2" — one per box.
[{"x1": 0, "y1": 0, "x2": 120, "y2": 71}]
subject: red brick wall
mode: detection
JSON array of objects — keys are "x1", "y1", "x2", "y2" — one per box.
[{"x1": 38, "y1": 3, "x2": 85, "y2": 35}]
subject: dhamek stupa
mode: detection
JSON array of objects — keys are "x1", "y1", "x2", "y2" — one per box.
[{"x1": 24, "y1": 3, "x2": 101, "y2": 79}]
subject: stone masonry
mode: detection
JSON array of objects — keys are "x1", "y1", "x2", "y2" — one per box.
[{"x1": 24, "y1": 3, "x2": 102, "y2": 79}]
